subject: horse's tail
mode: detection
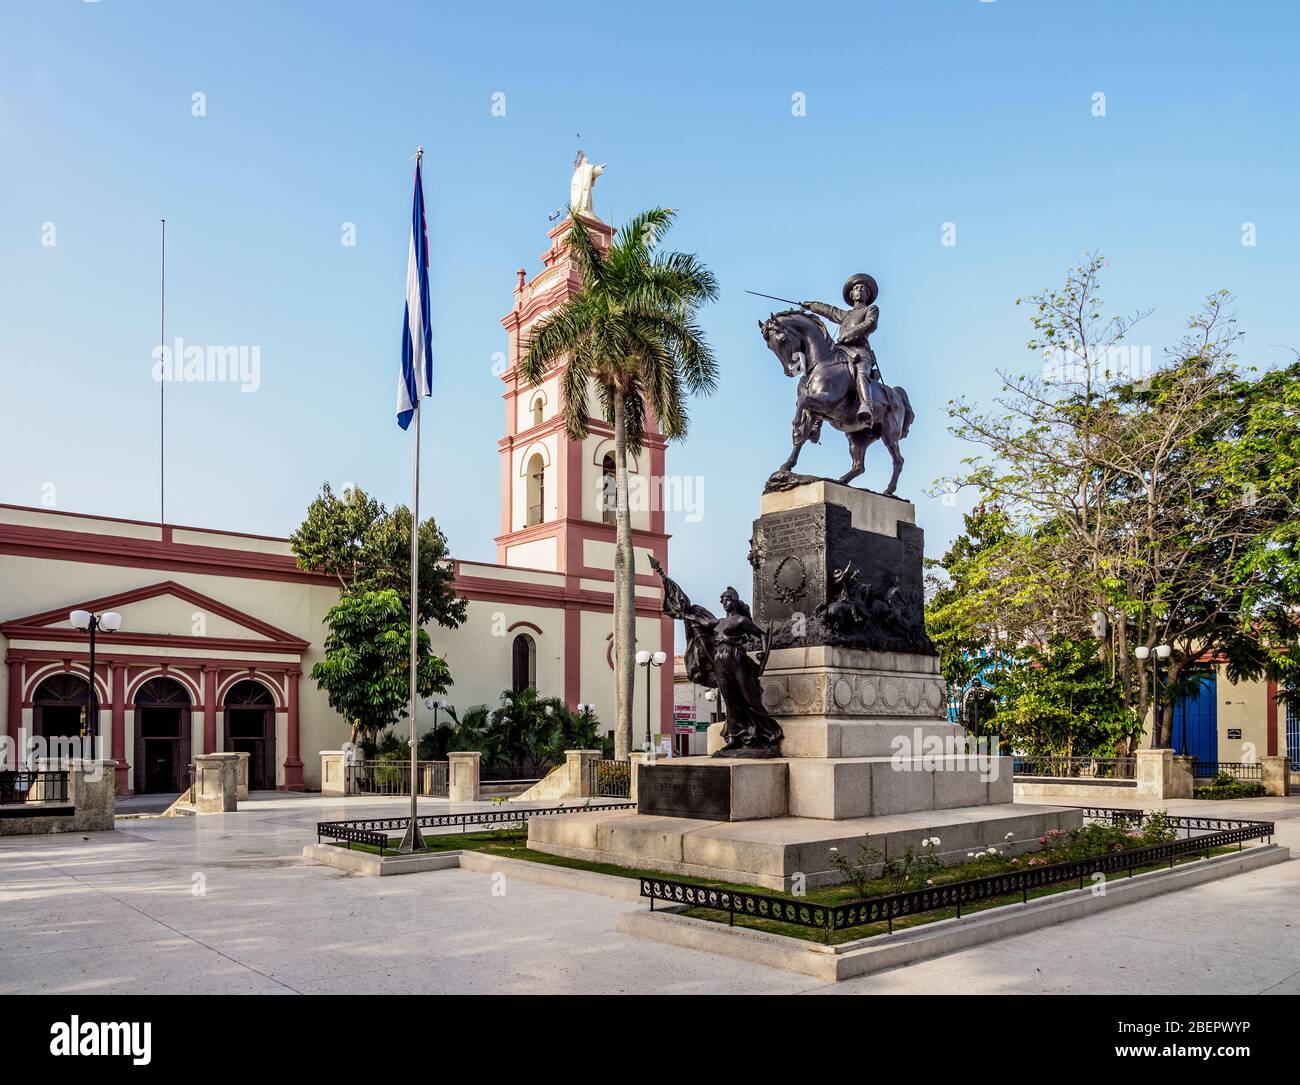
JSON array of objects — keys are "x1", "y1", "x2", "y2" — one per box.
[{"x1": 895, "y1": 385, "x2": 914, "y2": 438}]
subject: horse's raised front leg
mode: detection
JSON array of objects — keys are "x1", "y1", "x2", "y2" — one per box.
[
  {"x1": 838, "y1": 429, "x2": 870, "y2": 486},
  {"x1": 781, "y1": 403, "x2": 813, "y2": 471}
]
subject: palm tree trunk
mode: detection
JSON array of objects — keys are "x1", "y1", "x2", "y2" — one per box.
[{"x1": 612, "y1": 390, "x2": 637, "y2": 760}]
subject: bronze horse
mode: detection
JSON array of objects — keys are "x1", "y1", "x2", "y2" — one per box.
[{"x1": 759, "y1": 309, "x2": 914, "y2": 495}]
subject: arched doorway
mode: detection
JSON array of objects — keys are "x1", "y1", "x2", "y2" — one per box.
[
  {"x1": 32, "y1": 674, "x2": 90, "y2": 742},
  {"x1": 133, "y1": 676, "x2": 192, "y2": 794},
  {"x1": 224, "y1": 680, "x2": 277, "y2": 791}
]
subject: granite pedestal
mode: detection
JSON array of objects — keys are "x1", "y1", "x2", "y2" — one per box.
[{"x1": 528, "y1": 483, "x2": 1083, "y2": 890}]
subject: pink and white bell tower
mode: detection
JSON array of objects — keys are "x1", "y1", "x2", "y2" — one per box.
[{"x1": 495, "y1": 216, "x2": 669, "y2": 580}]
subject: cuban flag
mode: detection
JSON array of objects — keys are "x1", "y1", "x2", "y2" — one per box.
[{"x1": 396, "y1": 155, "x2": 433, "y2": 429}]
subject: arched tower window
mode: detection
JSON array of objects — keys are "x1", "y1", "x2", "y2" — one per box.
[
  {"x1": 531, "y1": 397, "x2": 544, "y2": 427},
  {"x1": 511, "y1": 634, "x2": 536, "y2": 692},
  {"x1": 601, "y1": 453, "x2": 617, "y2": 525},
  {"x1": 526, "y1": 453, "x2": 545, "y2": 526}
]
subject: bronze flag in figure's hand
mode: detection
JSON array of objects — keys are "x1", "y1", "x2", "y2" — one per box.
[{"x1": 756, "y1": 271, "x2": 915, "y2": 497}]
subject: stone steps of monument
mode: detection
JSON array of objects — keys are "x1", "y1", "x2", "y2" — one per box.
[{"x1": 528, "y1": 802, "x2": 1085, "y2": 892}]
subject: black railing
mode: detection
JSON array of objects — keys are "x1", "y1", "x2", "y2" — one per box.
[
  {"x1": 0, "y1": 770, "x2": 70, "y2": 806},
  {"x1": 316, "y1": 800, "x2": 637, "y2": 857},
  {"x1": 1012, "y1": 756, "x2": 1136, "y2": 780},
  {"x1": 588, "y1": 758, "x2": 631, "y2": 798},
  {"x1": 345, "y1": 760, "x2": 448, "y2": 797},
  {"x1": 640, "y1": 808, "x2": 1275, "y2": 944},
  {"x1": 1191, "y1": 761, "x2": 1263, "y2": 781}
]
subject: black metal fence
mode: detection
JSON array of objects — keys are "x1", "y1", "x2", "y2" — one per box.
[
  {"x1": 1191, "y1": 760, "x2": 1263, "y2": 781},
  {"x1": 640, "y1": 807, "x2": 1275, "y2": 944},
  {"x1": 0, "y1": 770, "x2": 69, "y2": 806},
  {"x1": 587, "y1": 758, "x2": 631, "y2": 798},
  {"x1": 345, "y1": 760, "x2": 449, "y2": 797},
  {"x1": 315, "y1": 800, "x2": 637, "y2": 857},
  {"x1": 1012, "y1": 756, "x2": 1136, "y2": 780}
]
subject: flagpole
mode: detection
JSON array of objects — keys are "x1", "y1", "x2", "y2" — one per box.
[{"x1": 399, "y1": 147, "x2": 427, "y2": 854}]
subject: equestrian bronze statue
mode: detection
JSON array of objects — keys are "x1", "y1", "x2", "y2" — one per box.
[{"x1": 756, "y1": 273, "x2": 914, "y2": 496}]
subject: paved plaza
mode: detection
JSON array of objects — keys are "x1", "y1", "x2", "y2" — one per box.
[{"x1": 0, "y1": 792, "x2": 1297, "y2": 995}]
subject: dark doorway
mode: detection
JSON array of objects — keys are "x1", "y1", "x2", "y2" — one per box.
[
  {"x1": 33, "y1": 674, "x2": 90, "y2": 740},
  {"x1": 223, "y1": 680, "x2": 276, "y2": 791},
  {"x1": 133, "y1": 677, "x2": 191, "y2": 794}
]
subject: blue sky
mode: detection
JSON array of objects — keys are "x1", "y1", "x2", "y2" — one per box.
[{"x1": 2, "y1": 0, "x2": 1297, "y2": 603}]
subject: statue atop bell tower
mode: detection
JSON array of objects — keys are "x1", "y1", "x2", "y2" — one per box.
[{"x1": 569, "y1": 149, "x2": 605, "y2": 220}]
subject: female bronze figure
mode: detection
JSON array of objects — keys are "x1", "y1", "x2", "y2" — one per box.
[{"x1": 650, "y1": 558, "x2": 784, "y2": 757}]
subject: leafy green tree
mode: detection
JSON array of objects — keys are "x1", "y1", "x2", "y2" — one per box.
[
  {"x1": 291, "y1": 482, "x2": 466, "y2": 628},
  {"x1": 310, "y1": 590, "x2": 451, "y2": 746},
  {"x1": 984, "y1": 636, "x2": 1139, "y2": 757},
  {"x1": 519, "y1": 208, "x2": 719, "y2": 758},
  {"x1": 938, "y1": 256, "x2": 1300, "y2": 751}
]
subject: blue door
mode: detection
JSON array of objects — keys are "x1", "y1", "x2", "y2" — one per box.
[{"x1": 1171, "y1": 673, "x2": 1217, "y2": 762}]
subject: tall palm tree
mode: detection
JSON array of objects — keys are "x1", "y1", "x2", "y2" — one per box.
[{"x1": 520, "y1": 208, "x2": 718, "y2": 759}]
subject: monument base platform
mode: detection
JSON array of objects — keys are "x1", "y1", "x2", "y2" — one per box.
[
  {"x1": 527, "y1": 803, "x2": 1085, "y2": 892},
  {"x1": 637, "y1": 754, "x2": 1015, "y2": 821}
]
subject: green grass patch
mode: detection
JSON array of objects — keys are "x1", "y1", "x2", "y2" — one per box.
[{"x1": 328, "y1": 826, "x2": 1247, "y2": 946}]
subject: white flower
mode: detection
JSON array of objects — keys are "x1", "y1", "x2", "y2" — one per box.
[
  {"x1": 987, "y1": 846, "x2": 999, "y2": 855},
  {"x1": 931, "y1": 836, "x2": 941, "y2": 846},
  {"x1": 967, "y1": 851, "x2": 975, "y2": 858},
  {"x1": 829, "y1": 847, "x2": 838, "y2": 853},
  {"x1": 1005, "y1": 832, "x2": 1014, "y2": 840}
]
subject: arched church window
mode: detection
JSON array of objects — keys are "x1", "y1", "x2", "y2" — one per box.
[
  {"x1": 532, "y1": 397, "x2": 544, "y2": 427},
  {"x1": 526, "y1": 453, "x2": 545, "y2": 526},
  {"x1": 511, "y1": 634, "x2": 536, "y2": 692},
  {"x1": 601, "y1": 453, "x2": 617, "y2": 525}
]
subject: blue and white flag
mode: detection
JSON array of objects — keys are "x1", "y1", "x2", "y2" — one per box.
[{"x1": 396, "y1": 155, "x2": 433, "y2": 429}]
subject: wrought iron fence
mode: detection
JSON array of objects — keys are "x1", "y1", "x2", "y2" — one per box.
[
  {"x1": 345, "y1": 760, "x2": 448, "y2": 797},
  {"x1": 640, "y1": 808, "x2": 1275, "y2": 943},
  {"x1": 587, "y1": 758, "x2": 631, "y2": 798},
  {"x1": 1191, "y1": 761, "x2": 1263, "y2": 781},
  {"x1": 1012, "y1": 756, "x2": 1136, "y2": 780},
  {"x1": 0, "y1": 770, "x2": 70, "y2": 806},
  {"x1": 316, "y1": 800, "x2": 637, "y2": 856}
]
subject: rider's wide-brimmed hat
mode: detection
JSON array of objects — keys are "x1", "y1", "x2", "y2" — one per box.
[{"x1": 842, "y1": 273, "x2": 879, "y2": 307}]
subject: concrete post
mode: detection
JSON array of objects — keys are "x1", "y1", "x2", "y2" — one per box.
[
  {"x1": 234, "y1": 752, "x2": 250, "y2": 800},
  {"x1": 448, "y1": 751, "x2": 481, "y2": 803},
  {"x1": 192, "y1": 753, "x2": 239, "y2": 813},
  {"x1": 1136, "y1": 748, "x2": 1173, "y2": 800},
  {"x1": 319, "y1": 751, "x2": 347, "y2": 797},
  {"x1": 69, "y1": 759, "x2": 116, "y2": 831},
  {"x1": 1170, "y1": 755, "x2": 1195, "y2": 799},
  {"x1": 1260, "y1": 756, "x2": 1290, "y2": 797},
  {"x1": 565, "y1": 749, "x2": 604, "y2": 797},
  {"x1": 629, "y1": 751, "x2": 650, "y2": 803}
]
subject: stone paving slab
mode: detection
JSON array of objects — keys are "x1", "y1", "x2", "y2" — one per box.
[{"x1": 0, "y1": 790, "x2": 1294, "y2": 994}]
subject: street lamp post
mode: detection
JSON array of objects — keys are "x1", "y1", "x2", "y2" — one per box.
[
  {"x1": 635, "y1": 650, "x2": 668, "y2": 752},
  {"x1": 1136, "y1": 644, "x2": 1173, "y2": 748},
  {"x1": 68, "y1": 609, "x2": 122, "y2": 763}
]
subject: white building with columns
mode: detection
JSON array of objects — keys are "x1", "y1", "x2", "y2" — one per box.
[{"x1": 0, "y1": 213, "x2": 674, "y2": 794}]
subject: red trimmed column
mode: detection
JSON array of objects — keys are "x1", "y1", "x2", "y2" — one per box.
[
  {"x1": 282, "y1": 668, "x2": 304, "y2": 790},
  {"x1": 110, "y1": 662, "x2": 130, "y2": 795},
  {"x1": 202, "y1": 667, "x2": 217, "y2": 755},
  {"x1": 659, "y1": 615, "x2": 674, "y2": 742},
  {"x1": 6, "y1": 658, "x2": 21, "y2": 753},
  {"x1": 563, "y1": 605, "x2": 581, "y2": 708}
]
